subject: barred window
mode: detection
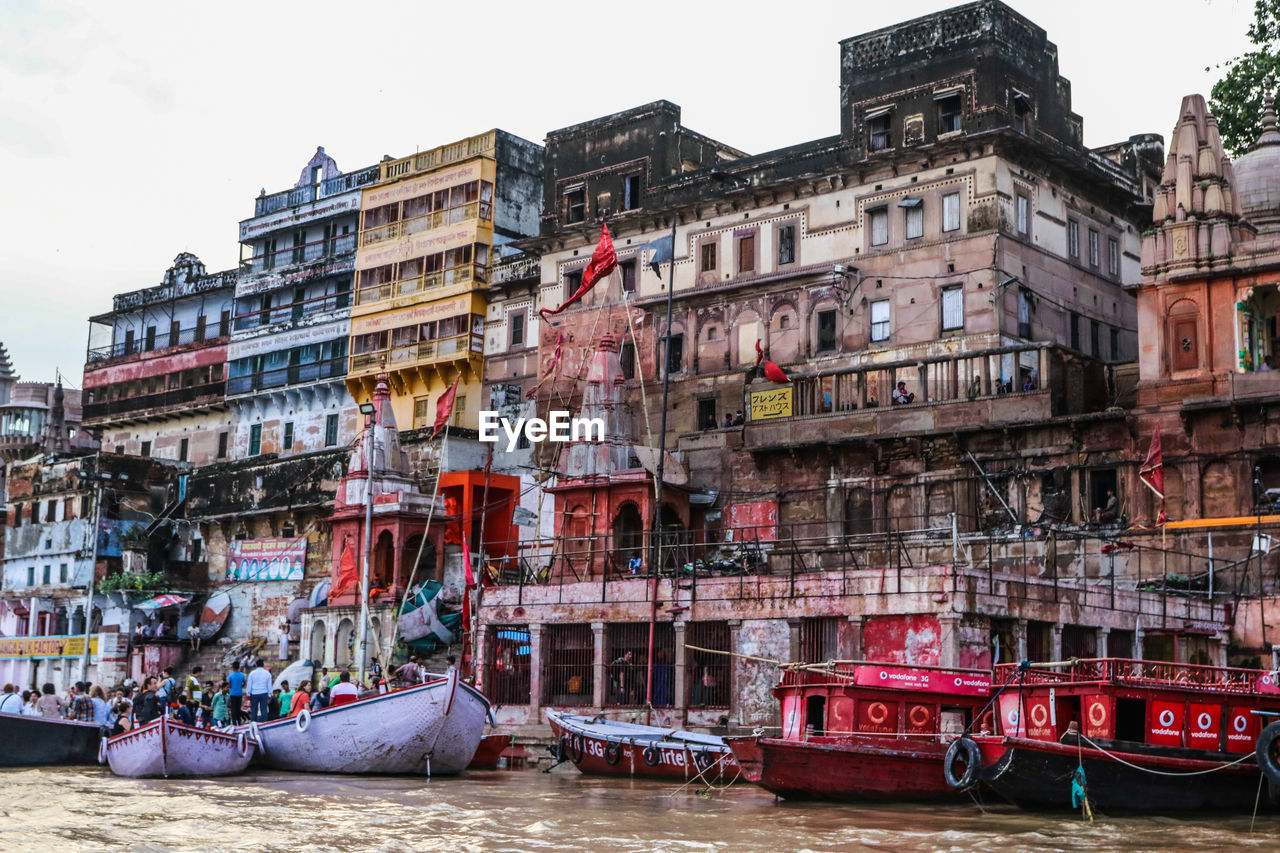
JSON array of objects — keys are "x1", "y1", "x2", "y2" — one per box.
[
  {"x1": 485, "y1": 625, "x2": 532, "y2": 705},
  {"x1": 541, "y1": 624, "x2": 593, "y2": 706},
  {"x1": 687, "y1": 622, "x2": 731, "y2": 708}
]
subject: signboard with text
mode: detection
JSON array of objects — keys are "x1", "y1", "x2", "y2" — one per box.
[
  {"x1": 748, "y1": 386, "x2": 793, "y2": 420},
  {"x1": 0, "y1": 635, "x2": 99, "y2": 659},
  {"x1": 226, "y1": 537, "x2": 307, "y2": 582}
]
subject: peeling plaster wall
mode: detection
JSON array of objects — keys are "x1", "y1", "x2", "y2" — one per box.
[{"x1": 732, "y1": 619, "x2": 790, "y2": 726}]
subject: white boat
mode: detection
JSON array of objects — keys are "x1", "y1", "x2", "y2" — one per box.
[
  {"x1": 243, "y1": 670, "x2": 489, "y2": 775},
  {"x1": 101, "y1": 717, "x2": 256, "y2": 778}
]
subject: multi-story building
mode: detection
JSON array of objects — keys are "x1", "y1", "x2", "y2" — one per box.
[
  {"x1": 473, "y1": 1, "x2": 1243, "y2": 735},
  {"x1": 227, "y1": 147, "x2": 379, "y2": 460},
  {"x1": 346, "y1": 130, "x2": 543, "y2": 432},
  {"x1": 82, "y1": 253, "x2": 237, "y2": 466},
  {"x1": 0, "y1": 344, "x2": 93, "y2": 469}
]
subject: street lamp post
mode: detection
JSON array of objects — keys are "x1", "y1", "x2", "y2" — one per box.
[
  {"x1": 79, "y1": 461, "x2": 121, "y2": 683},
  {"x1": 357, "y1": 401, "x2": 376, "y2": 688}
]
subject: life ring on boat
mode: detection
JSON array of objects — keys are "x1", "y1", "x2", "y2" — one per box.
[
  {"x1": 642, "y1": 745, "x2": 661, "y2": 766},
  {"x1": 908, "y1": 705, "x2": 931, "y2": 729},
  {"x1": 866, "y1": 702, "x2": 889, "y2": 726},
  {"x1": 249, "y1": 722, "x2": 265, "y2": 755},
  {"x1": 604, "y1": 740, "x2": 622, "y2": 766},
  {"x1": 943, "y1": 737, "x2": 982, "y2": 792},
  {"x1": 237, "y1": 731, "x2": 250, "y2": 758},
  {"x1": 97, "y1": 738, "x2": 107, "y2": 764},
  {"x1": 1255, "y1": 721, "x2": 1280, "y2": 786},
  {"x1": 296, "y1": 709, "x2": 311, "y2": 733},
  {"x1": 1087, "y1": 700, "x2": 1107, "y2": 729}
]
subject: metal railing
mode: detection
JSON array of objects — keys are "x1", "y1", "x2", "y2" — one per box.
[
  {"x1": 998, "y1": 658, "x2": 1271, "y2": 694},
  {"x1": 232, "y1": 290, "x2": 350, "y2": 331},
  {"x1": 226, "y1": 357, "x2": 347, "y2": 395},
  {"x1": 349, "y1": 332, "x2": 480, "y2": 374},
  {"x1": 378, "y1": 131, "x2": 496, "y2": 182},
  {"x1": 86, "y1": 327, "x2": 227, "y2": 364},
  {"x1": 353, "y1": 263, "x2": 487, "y2": 306},
  {"x1": 358, "y1": 200, "x2": 490, "y2": 246},
  {"x1": 241, "y1": 233, "x2": 356, "y2": 274},
  {"x1": 253, "y1": 166, "x2": 380, "y2": 217},
  {"x1": 491, "y1": 252, "x2": 540, "y2": 285},
  {"x1": 83, "y1": 381, "x2": 225, "y2": 420}
]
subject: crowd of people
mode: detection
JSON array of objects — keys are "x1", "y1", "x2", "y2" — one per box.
[{"x1": 0, "y1": 654, "x2": 453, "y2": 735}]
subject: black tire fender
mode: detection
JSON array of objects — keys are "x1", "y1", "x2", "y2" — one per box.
[
  {"x1": 604, "y1": 740, "x2": 622, "y2": 766},
  {"x1": 943, "y1": 736, "x2": 982, "y2": 791},
  {"x1": 1256, "y1": 721, "x2": 1280, "y2": 786},
  {"x1": 642, "y1": 744, "x2": 661, "y2": 766}
]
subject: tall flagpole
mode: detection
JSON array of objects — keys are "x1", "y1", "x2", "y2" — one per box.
[
  {"x1": 357, "y1": 401, "x2": 376, "y2": 688},
  {"x1": 646, "y1": 219, "x2": 678, "y2": 721}
]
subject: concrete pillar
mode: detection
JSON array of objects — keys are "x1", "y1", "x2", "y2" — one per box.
[
  {"x1": 728, "y1": 619, "x2": 742, "y2": 722},
  {"x1": 527, "y1": 623, "x2": 543, "y2": 712},
  {"x1": 591, "y1": 621, "x2": 605, "y2": 709},
  {"x1": 1016, "y1": 619, "x2": 1028, "y2": 662},
  {"x1": 673, "y1": 621, "x2": 687, "y2": 710},
  {"x1": 1097, "y1": 627, "x2": 1110, "y2": 658},
  {"x1": 787, "y1": 619, "x2": 801, "y2": 663},
  {"x1": 844, "y1": 615, "x2": 864, "y2": 661},
  {"x1": 1135, "y1": 627, "x2": 1145, "y2": 661},
  {"x1": 1050, "y1": 624, "x2": 1063, "y2": 662},
  {"x1": 938, "y1": 616, "x2": 960, "y2": 668}
]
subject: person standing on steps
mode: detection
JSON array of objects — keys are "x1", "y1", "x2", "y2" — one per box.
[
  {"x1": 246, "y1": 659, "x2": 273, "y2": 723},
  {"x1": 226, "y1": 662, "x2": 247, "y2": 725}
]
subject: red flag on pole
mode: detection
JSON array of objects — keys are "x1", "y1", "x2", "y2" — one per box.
[
  {"x1": 755, "y1": 338, "x2": 765, "y2": 366},
  {"x1": 539, "y1": 224, "x2": 618, "y2": 319},
  {"x1": 1139, "y1": 428, "x2": 1166, "y2": 524},
  {"x1": 332, "y1": 537, "x2": 359, "y2": 599},
  {"x1": 433, "y1": 378, "x2": 460, "y2": 434},
  {"x1": 763, "y1": 361, "x2": 791, "y2": 384}
]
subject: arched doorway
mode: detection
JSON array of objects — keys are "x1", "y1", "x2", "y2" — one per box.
[
  {"x1": 612, "y1": 503, "x2": 644, "y2": 573},
  {"x1": 372, "y1": 530, "x2": 394, "y2": 591},
  {"x1": 335, "y1": 618, "x2": 355, "y2": 667},
  {"x1": 310, "y1": 619, "x2": 327, "y2": 666}
]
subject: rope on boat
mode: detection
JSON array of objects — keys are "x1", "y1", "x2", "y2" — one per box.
[
  {"x1": 1078, "y1": 733, "x2": 1257, "y2": 777},
  {"x1": 665, "y1": 753, "x2": 739, "y2": 797}
]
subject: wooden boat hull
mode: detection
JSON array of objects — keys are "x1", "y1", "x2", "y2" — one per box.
[
  {"x1": 0, "y1": 713, "x2": 102, "y2": 767},
  {"x1": 976, "y1": 735, "x2": 1272, "y2": 812},
  {"x1": 547, "y1": 710, "x2": 737, "y2": 782},
  {"x1": 103, "y1": 717, "x2": 255, "y2": 778},
  {"x1": 727, "y1": 734, "x2": 965, "y2": 801},
  {"x1": 467, "y1": 732, "x2": 512, "y2": 769},
  {"x1": 244, "y1": 673, "x2": 488, "y2": 775}
]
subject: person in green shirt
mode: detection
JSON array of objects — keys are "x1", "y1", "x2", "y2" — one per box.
[
  {"x1": 210, "y1": 682, "x2": 231, "y2": 728},
  {"x1": 277, "y1": 681, "x2": 293, "y2": 721}
]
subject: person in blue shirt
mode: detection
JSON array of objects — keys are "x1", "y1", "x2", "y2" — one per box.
[{"x1": 226, "y1": 663, "x2": 247, "y2": 725}]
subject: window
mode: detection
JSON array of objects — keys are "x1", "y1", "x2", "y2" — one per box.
[
  {"x1": 59, "y1": 564, "x2": 67, "y2": 584},
  {"x1": 249, "y1": 423, "x2": 262, "y2": 456},
  {"x1": 687, "y1": 622, "x2": 731, "y2": 707},
  {"x1": 1016, "y1": 194, "x2": 1030, "y2": 236},
  {"x1": 1067, "y1": 219, "x2": 1079, "y2": 258},
  {"x1": 80, "y1": 495, "x2": 90, "y2": 517},
  {"x1": 623, "y1": 174, "x2": 642, "y2": 211},
  {"x1": 871, "y1": 300, "x2": 890, "y2": 342},
  {"x1": 1018, "y1": 289, "x2": 1032, "y2": 339},
  {"x1": 777, "y1": 225, "x2": 796, "y2": 265},
  {"x1": 179, "y1": 437, "x2": 189, "y2": 462},
  {"x1": 26, "y1": 567, "x2": 33, "y2": 586},
  {"x1": 700, "y1": 242, "x2": 717, "y2": 272},
  {"x1": 620, "y1": 260, "x2": 636, "y2": 293},
  {"x1": 124, "y1": 329, "x2": 135, "y2": 354},
  {"x1": 509, "y1": 311, "x2": 526, "y2": 348},
  {"x1": 217, "y1": 432, "x2": 228, "y2": 459},
  {"x1": 325, "y1": 413, "x2": 339, "y2": 447},
  {"x1": 45, "y1": 500, "x2": 55, "y2": 522},
  {"x1": 1108, "y1": 237, "x2": 1120, "y2": 276},
  {"x1": 140, "y1": 440, "x2": 151, "y2": 458},
  {"x1": 942, "y1": 193, "x2": 960, "y2": 232},
  {"x1": 263, "y1": 237, "x2": 277, "y2": 270},
  {"x1": 817, "y1": 309, "x2": 837, "y2": 352},
  {"x1": 42, "y1": 566, "x2": 51, "y2": 585},
  {"x1": 220, "y1": 310, "x2": 231, "y2": 337},
  {"x1": 870, "y1": 208, "x2": 888, "y2": 246},
  {"x1": 737, "y1": 234, "x2": 756, "y2": 273},
  {"x1": 564, "y1": 187, "x2": 586, "y2": 223},
  {"x1": 169, "y1": 320, "x2": 180, "y2": 345},
  {"x1": 902, "y1": 200, "x2": 923, "y2": 239},
  {"x1": 194, "y1": 314, "x2": 207, "y2": 342},
  {"x1": 292, "y1": 229, "x2": 307, "y2": 264},
  {"x1": 1090, "y1": 319, "x2": 1100, "y2": 357},
  {"x1": 937, "y1": 93, "x2": 962, "y2": 134},
  {"x1": 867, "y1": 109, "x2": 892, "y2": 151},
  {"x1": 666, "y1": 333, "x2": 684, "y2": 374},
  {"x1": 697, "y1": 398, "x2": 718, "y2": 431},
  {"x1": 941, "y1": 286, "x2": 964, "y2": 331},
  {"x1": 620, "y1": 342, "x2": 636, "y2": 379},
  {"x1": 1110, "y1": 327, "x2": 1120, "y2": 361},
  {"x1": 1070, "y1": 312, "x2": 1081, "y2": 350},
  {"x1": 283, "y1": 422, "x2": 294, "y2": 450},
  {"x1": 564, "y1": 270, "x2": 582, "y2": 303},
  {"x1": 1013, "y1": 92, "x2": 1032, "y2": 133},
  {"x1": 144, "y1": 326, "x2": 157, "y2": 351},
  {"x1": 1088, "y1": 229, "x2": 1100, "y2": 267}
]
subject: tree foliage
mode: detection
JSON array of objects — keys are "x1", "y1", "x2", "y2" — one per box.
[
  {"x1": 98, "y1": 569, "x2": 167, "y2": 594},
  {"x1": 1210, "y1": 1, "x2": 1280, "y2": 156}
]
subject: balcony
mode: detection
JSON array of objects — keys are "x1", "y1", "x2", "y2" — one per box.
[
  {"x1": 359, "y1": 201, "x2": 491, "y2": 248},
  {"x1": 743, "y1": 344, "x2": 1105, "y2": 451},
  {"x1": 349, "y1": 332, "x2": 482, "y2": 377},
  {"x1": 226, "y1": 357, "x2": 347, "y2": 396},
  {"x1": 83, "y1": 381, "x2": 226, "y2": 422},
  {"x1": 254, "y1": 167, "x2": 381, "y2": 217},
  {"x1": 378, "y1": 131, "x2": 496, "y2": 182},
  {"x1": 354, "y1": 264, "x2": 487, "y2": 308},
  {"x1": 492, "y1": 252, "x2": 540, "y2": 286},
  {"x1": 86, "y1": 327, "x2": 228, "y2": 367},
  {"x1": 232, "y1": 291, "x2": 351, "y2": 333},
  {"x1": 241, "y1": 233, "x2": 357, "y2": 275}
]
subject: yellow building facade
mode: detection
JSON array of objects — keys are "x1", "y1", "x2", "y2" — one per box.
[{"x1": 347, "y1": 132, "x2": 512, "y2": 430}]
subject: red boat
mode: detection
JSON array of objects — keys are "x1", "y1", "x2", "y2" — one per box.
[
  {"x1": 547, "y1": 710, "x2": 738, "y2": 782},
  {"x1": 944, "y1": 658, "x2": 1280, "y2": 812},
  {"x1": 725, "y1": 661, "x2": 993, "y2": 800},
  {"x1": 467, "y1": 732, "x2": 513, "y2": 770}
]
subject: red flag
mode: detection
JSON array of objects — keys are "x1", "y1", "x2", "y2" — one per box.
[
  {"x1": 1139, "y1": 428, "x2": 1164, "y2": 499},
  {"x1": 462, "y1": 532, "x2": 475, "y2": 589},
  {"x1": 764, "y1": 361, "x2": 791, "y2": 384},
  {"x1": 539, "y1": 224, "x2": 618, "y2": 318},
  {"x1": 755, "y1": 339, "x2": 764, "y2": 366},
  {"x1": 433, "y1": 378, "x2": 460, "y2": 433},
  {"x1": 332, "y1": 537, "x2": 359, "y2": 600}
]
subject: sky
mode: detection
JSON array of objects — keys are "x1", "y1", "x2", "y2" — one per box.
[{"x1": 0, "y1": 0, "x2": 1260, "y2": 385}]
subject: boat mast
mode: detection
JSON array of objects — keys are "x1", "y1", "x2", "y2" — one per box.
[
  {"x1": 646, "y1": 219, "x2": 678, "y2": 721},
  {"x1": 357, "y1": 394, "x2": 377, "y2": 688}
]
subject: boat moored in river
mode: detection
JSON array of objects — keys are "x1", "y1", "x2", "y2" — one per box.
[
  {"x1": 547, "y1": 710, "x2": 737, "y2": 781},
  {"x1": 0, "y1": 712, "x2": 103, "y2": 767},
  {"x1": 945, "y1": 658, "x2": 1280, "y2": 812},
  {"x1": 102, "y1": 716, "x2": 256, "y2": 778}
]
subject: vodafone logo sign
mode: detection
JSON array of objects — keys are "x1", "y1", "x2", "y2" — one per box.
[
  {"x1": 1007, "y1": 709, "x2": 1020, "y2": 726},
  {"x1": 879, "y1": 671, "x2": 888, "y2": 681},
  {"x1": 1235, "y1": 715, "x2": 1249, "y2": 733},
  {"x1": 1159, "y1": 709, "x2": 1175, "y2": 728},
  {"x1": 1197, "y1": 713, "x2": 1212, "y2": 730},
  {"x1": 954, "y1": 677, "x2": 963, "y2": 687}
]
